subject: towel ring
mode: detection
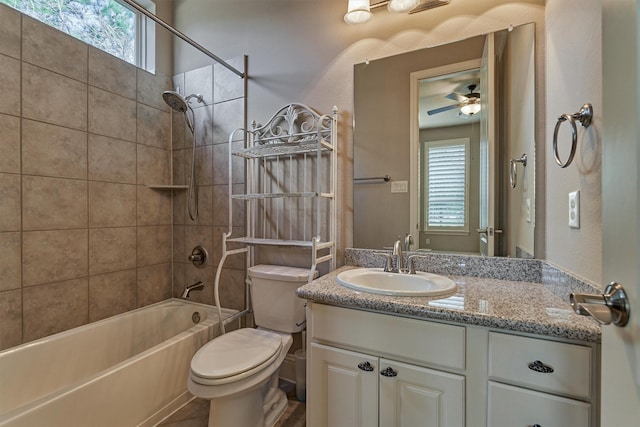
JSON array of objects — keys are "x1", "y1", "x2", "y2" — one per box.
[
  {"x1": 553, "y1": 103, "x2": 593, "y2": 168},
  {"x1": 509, "y1": 154, "x2": 527, "y2": 188}
]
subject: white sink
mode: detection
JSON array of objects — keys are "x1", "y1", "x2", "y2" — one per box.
[{"x1": 336, "y1": 268, "x2": 457, "y2": 297}]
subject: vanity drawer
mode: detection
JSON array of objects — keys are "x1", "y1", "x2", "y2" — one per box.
[
  {"x1": 488, "y1": 381, "x2": 591, "y2": 427},
  {"x1": 309, "y1": 303, "x2": 465, "y2": 370},
  {"x1": 488, "y1": 332, "x2": 592, "y2": 399}
]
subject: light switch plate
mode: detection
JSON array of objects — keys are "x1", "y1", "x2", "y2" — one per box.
[
  {"x1": 391, "y1": 181, "x2": 408, "y2": 193},
  {"x1": 569, "y1": 190, "x2": 580, "y2": 228}
]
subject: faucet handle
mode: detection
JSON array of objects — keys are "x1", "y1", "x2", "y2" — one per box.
[
  {"x1": 407, "y1": 254, "x2": 429, "y2": 274},
  {"x1": 375, "y1": 252, "x2": 395, "y2": 272}
]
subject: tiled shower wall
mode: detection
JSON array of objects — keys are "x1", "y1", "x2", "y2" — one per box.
[
  {"x1": 0, "y1": 4, "x2": 173, "y2": 350},
  {"x1": 170, "y1": 60, "x2": 247, "y2": 312}
]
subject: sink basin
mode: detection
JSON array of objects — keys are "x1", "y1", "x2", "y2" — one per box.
[{"x1": 336, "y1": 268, "x2": 457, "y2": 297}]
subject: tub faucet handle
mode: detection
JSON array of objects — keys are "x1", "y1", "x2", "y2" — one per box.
[{"x1": 181, "y1": 281, "x2": 204, "y2": 299}]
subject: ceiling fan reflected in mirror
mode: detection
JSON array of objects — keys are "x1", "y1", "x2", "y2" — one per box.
[{"x1": 427, "y1": 84, "x2": 481, "y2": 117}]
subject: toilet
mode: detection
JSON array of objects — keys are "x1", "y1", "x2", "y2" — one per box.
[{"x1": 188, "y1": 264, "x2": 314, "y2": 427}]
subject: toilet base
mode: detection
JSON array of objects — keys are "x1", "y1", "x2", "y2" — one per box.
[{"x1": 206, "y1": 374, "x2": 288, "y2": 427}]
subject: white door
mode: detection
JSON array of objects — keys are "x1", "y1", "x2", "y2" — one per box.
[
  {"x1": 600, "y1": 0, "x2": 640, "y2": 425},
  {"x1": 379, "y1": 358, "x2": 465, "y2": 427},
  {"x1": 478, "y1": 33, "x2": 497, "y2": 256},
  {"x1": 308, "y1": 343, "x2": 378, "y2": 427}
]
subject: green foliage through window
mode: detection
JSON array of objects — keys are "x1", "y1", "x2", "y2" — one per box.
[{"x1": 2, "y1": 0, "x2": 136, "y2": 64}]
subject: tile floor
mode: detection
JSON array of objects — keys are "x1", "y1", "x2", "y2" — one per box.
[{"x1": 157, "y1": 380, "x2": 305, "y2": 427}]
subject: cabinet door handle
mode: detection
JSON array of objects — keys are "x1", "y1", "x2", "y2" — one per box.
[
  {"x1": 380, "y1": 367, "x2": 398, "y2": 377},
  {"x1": 528, "y1": 360, "x2": 554, "y2": 373},
  {"x1": 357, "y1": 361, "x2": 374, "y2": 372}
]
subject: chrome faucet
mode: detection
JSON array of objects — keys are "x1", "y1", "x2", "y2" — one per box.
[
  {"x1": 392, "y1": 240, "x2": 407, "y2": 273},
  {"x1": 404, "y1": 233, "x2": 414, "y2": 251},
  {"x1": 181, "y1": 281, "x2": 204, "y2": 299}
]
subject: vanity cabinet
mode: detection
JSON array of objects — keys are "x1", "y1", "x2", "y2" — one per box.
[
  {"x1": 306, "y1": 303, "x2": 598, "y2": 427},
  {"x1": 310, "y1": 343, "x2": 464, "y2": 427}
]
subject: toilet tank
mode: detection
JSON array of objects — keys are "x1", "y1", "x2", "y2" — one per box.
[{"x1": 248, "y1": 265, "x2": 318, "y2": 333}]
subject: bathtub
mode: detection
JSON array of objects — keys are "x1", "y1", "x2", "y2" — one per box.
[{"x1": 0, "y1": 299, "x2": 237, "y2": 427}]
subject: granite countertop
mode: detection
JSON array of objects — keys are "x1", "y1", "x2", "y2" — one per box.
[{"x1": 297, "y1": 266, "x2": 602, "y2": 343}]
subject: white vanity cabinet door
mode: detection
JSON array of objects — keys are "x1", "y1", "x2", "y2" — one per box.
[
  {"x1": 488, "y1": 382, "x2": 591, "y2": 427},
  {"x1": 379, "y1": 358, "x2": 465, "y2": 427},
  {"x1": 308, "y1": 342, "x2": 378, "y2": 427}
]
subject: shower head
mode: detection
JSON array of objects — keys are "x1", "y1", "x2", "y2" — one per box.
[{"x1": 162, "y1": 90, "x2": 189, "y2": 113}]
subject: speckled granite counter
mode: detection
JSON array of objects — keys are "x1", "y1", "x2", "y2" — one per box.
[{"x1": 297, "y1": 264, "x2": 602, "y2": 344}]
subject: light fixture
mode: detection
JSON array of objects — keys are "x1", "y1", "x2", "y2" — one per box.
[
  {"x1": 344, "y1": 0, "x2": 372, "y2": 24},
  {"x1": 460, "y1": 102, "x2": 481, "y2": 116},
  {"x1": 387, "y1": 0, "x2": 420, "y2": 13}
]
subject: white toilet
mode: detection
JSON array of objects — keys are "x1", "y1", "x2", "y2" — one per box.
[{"x1": 188, "y1": 264, "x2": 314, "y2": 427}]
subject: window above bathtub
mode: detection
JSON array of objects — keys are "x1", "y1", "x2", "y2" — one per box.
[{"x1": 1, "y1": 0, "x2": 156, "y2": 72}]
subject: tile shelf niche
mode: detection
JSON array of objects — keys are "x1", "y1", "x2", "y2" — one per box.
[{"x1": 146, "y1": 185, "x2": 189, "y2": 190}]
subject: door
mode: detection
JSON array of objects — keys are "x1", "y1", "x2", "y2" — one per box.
[
  {"x1": 308, "y1": 343, "x2": 378, "y2": 427},
  {"x1": 478, "y1": 33, "x2": 497, "y2": 256},
  {"x1": 378, "y1": 358, "x2": 465, "y2": 427},
  {"x1": 601, "y1": 0, "x2": 640, "y2": 425}
]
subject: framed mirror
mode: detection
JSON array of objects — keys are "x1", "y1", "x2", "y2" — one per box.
[{"x1": 353, "y1": 23, "x2": 535, "y2": 258}]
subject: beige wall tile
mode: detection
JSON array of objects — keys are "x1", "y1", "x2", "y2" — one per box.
[
  {"x1": 137, "y1": 263, "x2": 171, "y2": 307},
  {"x1": 173, "y1": 190, "x2": 187, "y2": 225},
  {"x1": 137, "y1": 103, "x2": 171, "y2": 149},
  {"x1": 22, "y1": 120, "x2": 87, "y2": 179},
  {"x1": 23, "y1": 278, "x2": 88, "y2": 341},
  {"x1": 171, "y1": 111, "x2": 187, "y2": 149},
  {"x1": 0, "y1": 232, "x2": 21, "y2": 291},
  {"x1": 0, "y1": 173, "x2": 20, "y2": 232},
  {"x1": 89, "y1": 182, "x2": 136, "y2": 227},
  {"x1": 137, "y1": 225, "x2": 172, "y2": 267},
  {"x1": 214, "y1": 58, "x2": 245, "y2": 103},
  {"x1": 22, "y1": 16, "x2": 87, "y2": 82},
  {"x1": 213, "y1": 226, "x2": 246, "y2": 270},
  {"x1": 88, "y1": 134, "x2": 137, "y2": 184},
  {"x1": 213, "y1": 98, "x2": 244, "y2": 144},
  {"x1": 172, "y1": 262, "x2": 184, "y2": 298},
  {"x1": 186, "y1": 185, "x2": 213, "y2": 226},
  {"x1": 0, "y1": 54, "x2": 20, "y2": 115},
  {"x1": 137, "y1": 69, "x2": 170, "y2": 112},
  {"x1": 23, "y1": 229, "x2": 88, "y2": 286},
  {"x1": 22, "y1": 63, "x2": 87, "y2": 130},
  {"x1": 0, "y1": 4, "x2": 21, "y2": 59},
  {"x1": 88, "y1": 86, "x2": 136, "y2": 142},
  {"x1": 0, "y1": 289, "x2": 22, "y2": 350},
  {"x1": 137, "y1": 144, "x2": 170, "y2": 186},
  {"x1": 172, "y1": 224, "x2": 185, "y2": 262},
  {"x1": 195, "y1": 145, "x2": 213, "y2": 186},
  {"x1": 173, "y1": 148, "x2": 187, "y2": 186},
  {"x1": 193, "y1": 105, "x2": 213, "y2": 146},
  {"x1": 88, "y1": 47, "x2": 136, "y2": 100},
  {"x1": 219, "y1": 267, "x2": 246, "y2": 311},
  {"x1": 0, "y1": 113, "x2": 20, "y2": 173},
  {"x1": 22, "y1": 176, "x2": 88, "y2": 230},
  {"x1": 185, "y1": 65, "x2": 213, "y2": 105},
  {"x1": 137, "y1": 186, "x2": 171, "y2": 226},
  {"x1": 89, "y1": 269, "x2": 137, "y2": 322},
  {"x1": 89, "y1": 227, "x2": 136, "y2": 275}
]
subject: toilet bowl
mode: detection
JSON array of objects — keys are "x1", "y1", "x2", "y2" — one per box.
[{"x1": 188, "y1": 265, "x2": 314, "y2": 427}]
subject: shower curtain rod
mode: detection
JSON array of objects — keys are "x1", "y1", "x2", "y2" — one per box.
[{"x1": 120, "y1": 0, "x2": 245, "y2": 79}]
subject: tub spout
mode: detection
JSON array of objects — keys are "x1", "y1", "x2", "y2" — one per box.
[{"x1": 181, "y1": 281, "x2": 204, "y2": 299}]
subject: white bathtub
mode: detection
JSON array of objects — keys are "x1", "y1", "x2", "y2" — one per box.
[{"x1": 0, "y1": 299, "x2": 237, "y2": 427}]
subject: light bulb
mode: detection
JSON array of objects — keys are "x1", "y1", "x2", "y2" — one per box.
[{"x1": 387, "y1": 0, "x2": 420, "y2": 13}]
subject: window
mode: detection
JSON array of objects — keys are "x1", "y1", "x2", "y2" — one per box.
[
  {"x1": 1, "y1": 0, "x2": 155, "y2": 71},
  {"x1": 422, "y1": 138, "x2": 470, "y2": 233}
]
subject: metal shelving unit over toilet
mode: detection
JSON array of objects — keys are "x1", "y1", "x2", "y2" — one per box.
[{"x1": 216, "y1": 104, "x2": 338, "y2": 286}]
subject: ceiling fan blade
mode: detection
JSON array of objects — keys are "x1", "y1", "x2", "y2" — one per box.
[
  {"x1": 427, "y1": 104, "x2": 460, "y2": 116},
  {"x1": 445, "y1": 92, "x2": 468, "y2": 103}
]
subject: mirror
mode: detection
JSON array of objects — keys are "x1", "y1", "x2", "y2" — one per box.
[{"x1": 353, "y1": 23, "x2": 535, "y2": 258}]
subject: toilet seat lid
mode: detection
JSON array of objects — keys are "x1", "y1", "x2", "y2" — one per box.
[{"x1": 191, "y1": 328, "x2": 283, "y2": 380}]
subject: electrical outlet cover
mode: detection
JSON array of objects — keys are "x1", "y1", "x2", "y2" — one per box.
[{"x1": 569, "y1": 190, "x2": 580, "y2": 228}]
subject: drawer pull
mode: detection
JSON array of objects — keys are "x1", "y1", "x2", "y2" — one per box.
[
  {"x1": 528, "y1": 360, "x2": 554, "y2": 373},
  {"x1": 532, "y1": 424, "x2": 542, "y2": 427},
  {"x1": 380, "y1": 367, "x2": 398, "y2": 377},
  {"x1": 357, "y1": 361, "x2": 374, "y2": 372}
]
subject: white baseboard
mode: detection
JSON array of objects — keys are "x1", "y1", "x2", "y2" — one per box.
[{"x1": 280, "y1": 354, "x2": 297, "y2": 383}]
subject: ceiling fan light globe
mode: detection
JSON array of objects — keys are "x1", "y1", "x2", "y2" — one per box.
[
  {"x1": 460, "y1": 103, "x2": 481, "y2": 116},
  {"x1": 387, "y1": 0, "x2": 420, "y2": 13}
]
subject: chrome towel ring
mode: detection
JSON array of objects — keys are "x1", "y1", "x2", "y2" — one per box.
[
  {"x1": 553, "y1": 103, "x2": 593, "y2": 168},
  {"x1": 509, "y1": 154, "x2": 527, "y2": 188}
]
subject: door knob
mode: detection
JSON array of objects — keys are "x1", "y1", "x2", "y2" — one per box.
[{"x1": 570, "y1": 282, "x2": 630, "y2": 327}]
